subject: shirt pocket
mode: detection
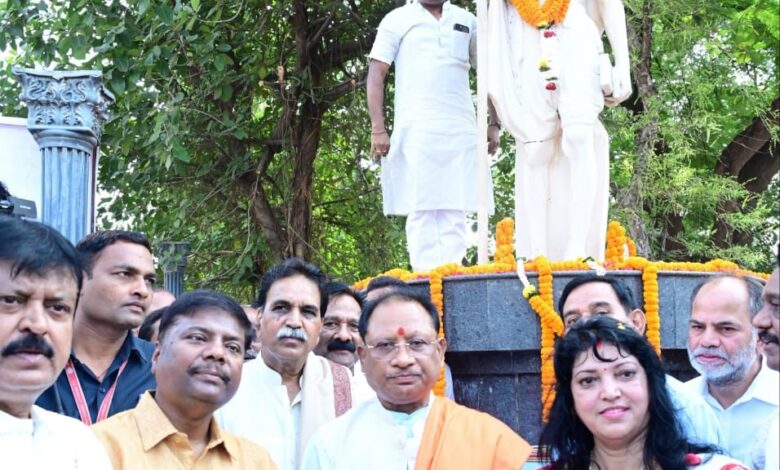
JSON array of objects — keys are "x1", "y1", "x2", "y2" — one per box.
[{"x1": 450, "y1": 30, "x2": 470, "y2": 62}]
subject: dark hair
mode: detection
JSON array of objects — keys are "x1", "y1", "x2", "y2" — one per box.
[
  {"x1": 158, "y1": 290, "x2": 253, "y2": 351},
  {"x1": 365, "y1": 275, "x2": 407, "y2": 294},
  {"x1": 0, "y1": 215, "x2": 83, "y2": 290},
  {"x1": 359, "y1": 287, "x2": 439, "y2": 340},
  {"x1": 138, "y1": 307, "x2": 167, "y2": 342},
  {"x1": 76, "y1": 230, "x2": 152, "y2": 275},
  {"x1": 256, "y1": 258, "x2": 328, "y2": 316},
  {"x1": 690, "y1": 274, "x2": 764, "y2": 318},
  {"x1": 540, "y1": 316, "x2": 718, "y2": 470},
  {"x1": 558, "y1": 273, "x2": 638, "y2": 315},
  {"x1": 327, "y1": 281, "x2": 364, "y2": 308}
]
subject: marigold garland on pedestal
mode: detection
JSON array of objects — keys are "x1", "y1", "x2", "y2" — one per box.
[
  {"x1": 495, "y1": 218, "x2": 517, "y2": 268},
  {"x1": 642, "y1": 262, "x2": 662, "y2": 355},
  {"x1": 350, "y1": 218, "x2": 770, "y2": 412}
]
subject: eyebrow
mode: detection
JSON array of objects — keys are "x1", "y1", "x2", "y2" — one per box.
[
  {"x1": 574, "y1": 359, "x2": 636, "y2": 375},
  {"x1": 113, "y1": 264, "x2": 156, "y2": 279},
  {"x1": 183, "y1": 326, "x2": 241, "y2": 342}
]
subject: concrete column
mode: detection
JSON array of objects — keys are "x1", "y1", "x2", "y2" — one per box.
[
  {"x1": 159, "y1": 242, "x2": 190, "y2": 297},
  {"x1": 13, "y1": 67, "x2": 114, "y2": 244}
]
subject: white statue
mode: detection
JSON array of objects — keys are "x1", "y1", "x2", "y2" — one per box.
[{"x1": 486, "y1": 0, "x2": 632, "y2": 261}]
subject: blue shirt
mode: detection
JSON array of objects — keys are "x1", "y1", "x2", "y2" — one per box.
[{"x1": 36, "y1": 334, "x2": 156, "y2": 422}]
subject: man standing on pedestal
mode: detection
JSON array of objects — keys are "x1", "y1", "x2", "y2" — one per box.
[
  {"x1": 37, "y1": 231, "x2": 158, "y2": 423},
  {"x1": 368, "y1": 0, "x2": 498, "y2": 272}
]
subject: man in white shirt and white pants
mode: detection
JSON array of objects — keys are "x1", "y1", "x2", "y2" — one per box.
[
  {"x1": 0, "y1": 215, "x2": 111, "y2": 469},
  {"x1": 367, "y1": 0, "x2": 498, "y2": 272}
]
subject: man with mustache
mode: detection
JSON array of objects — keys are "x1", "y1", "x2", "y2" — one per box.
[
  {"x1": 0, "y1": 215, "x2": 110, "y2": 468},
  {"x1": 92, "y1": 290, "x2": 276, "y2": 468},
  {"x1": 302, "y1": 288, "x2": 531, "y2": 469},
  {"x1": 314, "y1": 283, "x2": 364, "y2": 370},
  {"x1": 216, "y1": 258, "x2": 354, "y2": 470},
  {"x1": 684, "y1": 275, "x2": 779, "y2": 465},
  {"x1": 753, "y1": 260, "x2": 779, "y2": 470},
  {"x1": 38, "y1": 231, "x2": 158, "y2": 423}
]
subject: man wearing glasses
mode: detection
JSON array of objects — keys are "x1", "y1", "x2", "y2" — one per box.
[{"x1": 302, "y1": 288, "x2": 531, "y2": 469}]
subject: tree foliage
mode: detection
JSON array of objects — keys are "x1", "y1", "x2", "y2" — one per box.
[{"x1": 0, "y1": 0, "x2": 777, "y2": 301}]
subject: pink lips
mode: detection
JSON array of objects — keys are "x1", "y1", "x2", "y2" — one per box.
[
  {"x1": 599, "y1": 406, "x2": 628, "y2": 418},
  {"x1": 696, "y1": 354, "x2": 725, "y2": 364}
]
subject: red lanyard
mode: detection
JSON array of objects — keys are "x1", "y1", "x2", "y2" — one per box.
[{"x1": 64, "y1": 358, "x2": 129, "y2": 425}]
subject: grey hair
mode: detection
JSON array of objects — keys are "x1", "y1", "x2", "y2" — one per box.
[{"x1": 690, "y1": 274, "x2": 765, "y2": 318}]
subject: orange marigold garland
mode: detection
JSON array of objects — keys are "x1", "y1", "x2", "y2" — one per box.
[
  {"x1": 642, "y1": 262, "x2": 661, "y2": 355},
  {"x1": 495, "y1": 218, "x2": 517, "y2": 268},
  {"x1": 523, "y1": 256, "x2": 563, "y2": 421},
  {"x1": 508, "y1": 0, "x2": 570, "y2": 28},
  {"x1": 351, "y1": 218, "x2": 770, "y2": 410}
]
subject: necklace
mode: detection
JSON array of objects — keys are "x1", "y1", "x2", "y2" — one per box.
[{"x1": 507, "y1": 0, "x2": 571, "y2": 29}]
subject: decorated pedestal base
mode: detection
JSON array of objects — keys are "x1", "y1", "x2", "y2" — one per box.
[{"x1": 354, "y1": 219, "x2": 769, "y2": 442}]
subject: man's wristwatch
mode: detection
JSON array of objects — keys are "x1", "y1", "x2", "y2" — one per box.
[{"x1": 488, "y1": 117, "x2": 501, "y2": 130}]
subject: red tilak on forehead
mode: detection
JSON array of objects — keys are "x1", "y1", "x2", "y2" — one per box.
[
  {"x1": 397, "y1": 326, "x2": 405, "y2": 336},
  {"x1": 596, "y1": 339, "x2": 603, "y2": 350}
]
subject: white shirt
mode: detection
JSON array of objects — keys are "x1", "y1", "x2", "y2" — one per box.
[
  {"x1": 0, "y1": 405, "x2": 112, "y2": 469},
  {"x1": 302, "y1": 395, "x2": 433, "y2": 470},
  {"x1": 666, "y1": 374, "x2": 723, "y2": 447},
  {"x1": 685, "y1": 358, "x2": 780, "y2": 465},
  {"x1": 215, "y1": 356, "x2": 303, "y2": 470},
  {"x1": 369, "y1": 1, "x2": 493, "y2": 215},
  {"x1": 752, "y1": 416, "x2": 779, "y2": 470},
  {"x1": 217, "y1": 352, "x2": 349, "y2": 470}
]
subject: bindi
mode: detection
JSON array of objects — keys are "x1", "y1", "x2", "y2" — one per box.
[{"x1": 397, "y1": 326, "x2": 405, "y2": 336}]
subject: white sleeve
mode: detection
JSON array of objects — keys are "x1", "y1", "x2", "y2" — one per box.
[
  {"x1": 300, "y1": 430, "x2": 334, "y2": 470},
  {"x1": 368, "y1": 14, "x2": 401, "y2": 66}
]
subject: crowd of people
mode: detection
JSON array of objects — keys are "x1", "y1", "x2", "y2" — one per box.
[{"x1": 2, "y1": 208, "x2": 779, "y2": 470}]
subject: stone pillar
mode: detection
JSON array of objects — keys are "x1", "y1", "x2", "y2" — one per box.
[
  {"x1": 13, "y1": 67, "x2": 114, "y2": 244},
  {"x1": 158, "y1": 242, "x2": 190, "y2": 297}
]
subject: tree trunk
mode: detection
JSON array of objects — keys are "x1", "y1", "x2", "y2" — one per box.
[
  {"x1": 711, "y1": 98, "x2": 780, "y2": 248},
  {"x1": 616, "y1": 0, "x2": 656, "y2": 258}
]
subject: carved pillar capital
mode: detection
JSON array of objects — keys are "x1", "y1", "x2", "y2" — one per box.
[{"x1": 13, "y1": 67, "x2": 115, "y2": 144}]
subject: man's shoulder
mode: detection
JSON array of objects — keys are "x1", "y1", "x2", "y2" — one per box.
[
  {"x1": 91, "y1": 406, "x2": 137, "y2": 436},
  {"x1": 31, "y1": 405, "x2": 91, "y2": 434},
  {"x1": 223, "y1": 429, "x2": 277, "y2": 467},
  {"x1": 667, "y1": 375, "x2": 708, "y2": 405},
  {"x1": 130, "y1": 334, "x2": 156, "y2": 357},
  {"x1": 433, "y1": 398, "x2": 518, "y2": 436}
]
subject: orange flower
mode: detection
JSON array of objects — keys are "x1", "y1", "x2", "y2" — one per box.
[{"x1": 508, "y1": 0, "x2": 570, "y2": 28}]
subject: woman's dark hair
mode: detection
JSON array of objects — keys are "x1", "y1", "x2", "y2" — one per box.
[{"x1": 539, "y1": 316, "x2": 718, "y2": 470}]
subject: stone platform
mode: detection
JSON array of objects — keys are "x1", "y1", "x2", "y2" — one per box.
[{"x1": 409, "y1": 270, "x2": 715, "y2": 444}]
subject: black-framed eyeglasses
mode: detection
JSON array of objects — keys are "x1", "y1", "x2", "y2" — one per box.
[{"x1": 363, "y1": 338, "x2": 440, "y2": 360}]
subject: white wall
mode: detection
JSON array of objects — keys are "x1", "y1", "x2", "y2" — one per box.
[{"x1": 0, "y1": 116, "x2": 41, "y2": 218}]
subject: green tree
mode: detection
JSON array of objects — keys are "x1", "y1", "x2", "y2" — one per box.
[{"x1": 0, "y1": 0, "x2": 777, "y2": 301}]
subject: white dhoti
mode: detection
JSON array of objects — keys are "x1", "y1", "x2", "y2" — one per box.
[{"x1": 486, "y1": 0, "x2": 611, "y2": 261}]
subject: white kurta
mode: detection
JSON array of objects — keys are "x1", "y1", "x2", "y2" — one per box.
[
  {"x1": 301, "y1": 395, "x2": 433, "y2": 470},
  {"x1": 486, "y1": 0, "x2": 613, "y2": 261},
  {"x1": 666, "y1": 374, "x2": 723, "y2": 447},
  {"x1": 215, "y1": 353, "x2": 347, "y2": 470},
  {"x1": 684, "y1": 358, "x2": 779, "y2": 466},
  {"x1": 369, "y1": 1, "x2": 494, "y2": 216},
  {"x1": 0, "y1": 405, "x2": 112, "y2": 469}
]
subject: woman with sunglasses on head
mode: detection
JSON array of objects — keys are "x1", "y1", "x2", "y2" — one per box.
[{"x1": 539, "y1": 316, "x2": 748, "y2": 470}]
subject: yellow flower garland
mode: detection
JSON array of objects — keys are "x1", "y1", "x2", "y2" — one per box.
[
  {"x1": 351, "y1": 218, "x2": 770, "y2": 414},
  {"x1": 642, "y1": 262, "x2": 662, "y2": 355},
  {"x1": 508, "y1": 0, "x2": 571, "y2": 28}
]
